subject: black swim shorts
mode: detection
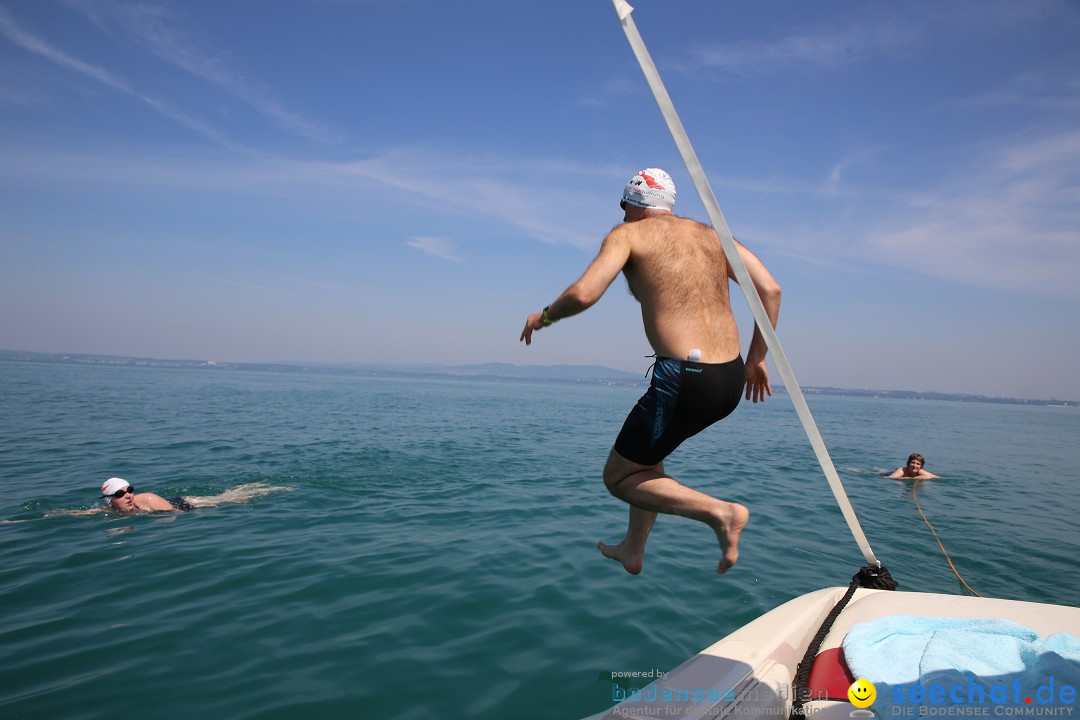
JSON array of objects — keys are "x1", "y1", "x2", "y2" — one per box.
[
  {"x1": 613, "y1": 356, "x2": 744, "y2": 466},
  {"x1": 168, "y1": 497, "x2": 194, "y2": 512}
]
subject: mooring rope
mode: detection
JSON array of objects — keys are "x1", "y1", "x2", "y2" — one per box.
[
  {"x1": 912, "y1": 478, "x2": 982, "y2": 597},
  {"x1": 787, "y1": 566, "x2": 896, "y2": 719}
]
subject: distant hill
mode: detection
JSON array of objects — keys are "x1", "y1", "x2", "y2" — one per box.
[
  {"x1": 425, "y1": 362, "x2": 641, "y2": 380},
  {"x1": 789, "y1": 385, "x2": 1077, "y2": 407},
  {"x1": 312, "y1": 361, "x2": 645, "y2": 384},
  {"x1": 0, "y1": 350, "x2": 644, "y2": 385},
  {"x1": 2, "y1": 349, "x2": 1076, "y2": 404}
]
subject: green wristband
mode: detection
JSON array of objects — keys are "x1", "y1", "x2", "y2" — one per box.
[{"x1": 541, "y1": 306, "x2": 556, "y2": 326}]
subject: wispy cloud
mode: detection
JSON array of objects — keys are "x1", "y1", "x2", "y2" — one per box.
[
  {"x1": 682, "y1": 1, "x2": 1061, "y2": 78},
  {"x1": 822, "y1": 148, "x2": 882, "y2": 196},
  {"x1": 331, "y1": 150, "x2": 606, "y2": 249},
  {"x1": 866, "y1": 128, "x2": 1080, "y2": 298},
  {"x1": 948, "y1": 69, "x2": 1080, "y2": 112},
  {"x1": 405, "y1": 236, "x2": 461, "y2": 262},
  {"x1": 0, "y1": 3, "x2": 248, "y2": 151},
  {"x1": 1, "y1": 4, "x2": 128, "y2": 91},
  {"x1": 684, "y1": 9, "x2": 915, "y2": 77},
  {"x1": 65, "y1": 0, "x2": 336, "y2": 143},
  {"x1": 578, "y1": 77, "x2": 641, "y2": 109},
  {"x1": 0, "y1": 140, "x2": 613, "y2": 250}
]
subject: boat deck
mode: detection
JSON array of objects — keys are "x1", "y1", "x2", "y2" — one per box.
[{"x1": 587, "y1": 588, "x2": 1080, "y2": 719}]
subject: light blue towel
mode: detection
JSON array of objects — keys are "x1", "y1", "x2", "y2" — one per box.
[{"x1": 842, "y1": 615, "x2": 1080, "y2": 714}]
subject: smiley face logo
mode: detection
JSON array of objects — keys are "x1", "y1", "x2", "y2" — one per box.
[{"x1": 848, "y1": 678, "x2": 876, "y2": 708}]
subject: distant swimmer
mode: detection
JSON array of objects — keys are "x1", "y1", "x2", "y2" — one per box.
[
  {"x1": 47, "y1": 477, "x2": 289, "y2": 517},
  {"x1": 888, "y1": 453, "x2": 940, "y2": 479},
  {"x1": 520, "y1": 168, "x2": 781, "y2": 575}
]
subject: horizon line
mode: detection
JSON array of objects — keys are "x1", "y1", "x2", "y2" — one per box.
[{"x1": 1, "y1": 349, "x2": 1076, "y2": 406}]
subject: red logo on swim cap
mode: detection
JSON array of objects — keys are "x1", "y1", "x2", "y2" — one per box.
[{"x1": 639, "y1": 172, "x2": 666, "y2": 190}]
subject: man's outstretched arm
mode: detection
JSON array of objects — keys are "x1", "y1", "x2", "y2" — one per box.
[{"x1": 520, "y1": 229, "x2": 631, "y2": 345}]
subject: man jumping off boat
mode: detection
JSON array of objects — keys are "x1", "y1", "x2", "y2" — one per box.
[{"x1": 520, "y1": 168, "x2": 781, "y2": 575}]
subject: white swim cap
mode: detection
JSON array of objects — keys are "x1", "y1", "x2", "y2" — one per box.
[
  {"x1": 622, "y1": 168, "x2": 676, "y2": 212},
  {"x1": 101, "y1": 477, "x2": 130, "y2": 501}
]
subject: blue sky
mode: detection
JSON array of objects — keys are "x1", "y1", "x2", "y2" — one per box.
[{"x1": 1, "y1": 0, "x2": 1078, "y2": 400}]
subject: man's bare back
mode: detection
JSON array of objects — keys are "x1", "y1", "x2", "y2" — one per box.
[{"x1": 619, "y1": 214, "x2": 741, "y2": 364}]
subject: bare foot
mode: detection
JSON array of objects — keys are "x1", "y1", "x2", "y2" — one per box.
[
  {"x1": 597, "y1": 541, "x2": 643, "y2": 575},
  {"x1": 711, "y1": 502, "x2": 749, "y2": 574}
]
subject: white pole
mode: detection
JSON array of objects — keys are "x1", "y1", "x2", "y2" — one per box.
[{"x1": 612, "y1": 0, "x2": 880, "y2": 567}]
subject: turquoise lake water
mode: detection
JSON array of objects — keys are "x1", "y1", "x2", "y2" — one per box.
[{"x1": 1, "y1": 361, "x2": 1078, "y2": 719}]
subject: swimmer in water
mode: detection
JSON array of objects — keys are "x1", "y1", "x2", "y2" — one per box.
[
  {"x1": 101, "y1": 477, "x2": 193, "y2": 512},
  {"x1": 887, "y1": 453, "x2": 940, "y2": 479},
  {"x1": 47, "y1": 477, "x2": 289, "y2": 516}
]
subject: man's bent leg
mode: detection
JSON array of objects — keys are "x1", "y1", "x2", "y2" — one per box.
[
  {"x1": 597, "y1": 505, "x2": 657, "y2": 575},
  {"x1": 600, "y1": 448, "x2": 749, "y2": 574},
  {"x1": 597, "y1": 451, "x2": 659, "y2": 574}
]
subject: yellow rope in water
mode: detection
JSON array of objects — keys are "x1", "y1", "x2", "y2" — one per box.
[{"x1": 912, "y1": 477, "x2": 982, "y2": 597}]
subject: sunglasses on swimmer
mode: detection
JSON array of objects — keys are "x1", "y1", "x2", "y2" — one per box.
[{"x1": 103, "y1": 486, "x2": 135, "y2": 499}]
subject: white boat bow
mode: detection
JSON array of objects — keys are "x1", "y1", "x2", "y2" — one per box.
[{"x1": 587, "y1": 587, "x2": 1080, "y2": 720}]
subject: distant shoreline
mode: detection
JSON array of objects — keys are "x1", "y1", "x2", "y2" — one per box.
[{"x1": 1, "y1": 349, "x2": 1076, "y2": 407}]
